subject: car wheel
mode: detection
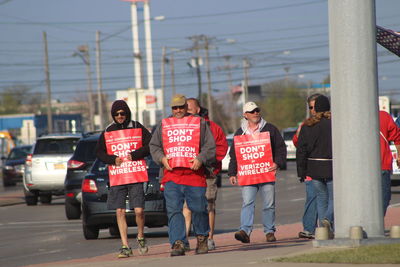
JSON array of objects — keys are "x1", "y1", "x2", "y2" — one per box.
[
  {"x1": 40, "y1": 194, "x2": 52, "y2": 204},
  {"x1": 3, "y1": 178, "x2": 16, "y2": 187},
  {"x1": 83, "y1": 224, "x2": 99, "y2": 240},
  {"x1": 109, "y1": 226, "x2": 120, "y2": 237},
  {"x1": 24, "y1": 188, "x2": 38, "y2": 206},
  {"x1": 65, "y1": 200, "x2": 81, "y2": 220}
]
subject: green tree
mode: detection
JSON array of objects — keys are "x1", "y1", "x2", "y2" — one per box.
[
  {"x1": 259, "y1": 79, "x2": 305, "y2": 131},
  {"x1": 200, "y1": 93, "x2": 233, "y2": 134},
  {"x1": 0, "y1": 85, "x2": 43, "y2": 114}
]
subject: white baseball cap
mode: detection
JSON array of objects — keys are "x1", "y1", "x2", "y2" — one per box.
[{"x1": 243, "y1": 102, "x2": 259, "y2": 113}]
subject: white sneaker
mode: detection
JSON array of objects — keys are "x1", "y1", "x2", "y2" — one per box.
[{"x1": 207, "y1": 239, "x2": 216, "y2": 250}]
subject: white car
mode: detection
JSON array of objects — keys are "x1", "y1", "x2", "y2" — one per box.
[
  {"x1": 390, "y1": 143, "x2": 400, "y2": 186},
  {"x1": 282, "y1": 127, "x2": 298, "y2": 160},
  {"x1": 221, "y1": 134, "x2": 233, "y2": 172}
]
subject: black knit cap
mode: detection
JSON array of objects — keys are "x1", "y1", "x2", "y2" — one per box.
[
  {"x1": 314, "y1": 95, "x2": 330, "y2": 113},
  {"x1": 111, "y1": 100, "x2": 131, "y2": 125}
]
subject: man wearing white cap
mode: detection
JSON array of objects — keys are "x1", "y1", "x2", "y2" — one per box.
[{"x1": 228, "y1": 102, "x2": 286, "y2": 243}]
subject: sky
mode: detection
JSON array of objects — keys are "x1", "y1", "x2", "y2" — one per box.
[{"x1": 0, "y1": 0, "x2": 399, "y2": 105}]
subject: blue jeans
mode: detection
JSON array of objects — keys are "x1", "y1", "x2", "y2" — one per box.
[
  {"x1": 382, "y1": 170, "x2": 391, "y2": 216},
  {"x1": 312, "y1": 179, "x2": 334, "y2": 227},
  {"x1": 302, "y1": 180, "x2": 318, "y2": 234},
  {"x1": 240, "y1": 182, "x2": 275, "y2": 235},
  {"x1": 164, "y1": 181, "x2": 209, "y2": 246}
]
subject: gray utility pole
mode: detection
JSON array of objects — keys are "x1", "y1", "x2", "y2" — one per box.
[
  {"x1": 169, "y1": 52, "x2": 176, "y2": 96},
  {"x1": 203, "y1": 35, "x2": 214, "y2": 121},
  {"x1": 43, "y1": 31, "x2": 53, "y2": 133},
  {"x1": 95, "y1": 31, "x2": 104, "y2": 130},
  {"x1": 161, "y1": 46, "x2": 166, "y2": 118},
  {"x1": 242, "y1": 58, "x2": 250, "y2": 103},
  {"x1": 74, "y1": 45, "x2": 95, "y2": 132},
  {"x1": 329, "y1": 0, "x2": 382, "y2": 238},
  {"x1": 220, "y1": 55, "x2": 239, "y2": 130}
]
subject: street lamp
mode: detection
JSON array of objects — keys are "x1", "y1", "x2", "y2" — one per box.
[{"x1": 73, "y1": 45, "x2": 95, "y2": 132}]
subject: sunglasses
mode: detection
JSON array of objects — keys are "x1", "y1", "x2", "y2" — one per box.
[
  {"x1": 114, "y1": 111, "x2": 126, "y2": 117},
  {"x1": 246, "y1": 108, "x2": 260, "y2": 114},
  {"x1": 172, "y1": 105, "x2": 186, "y2": 110},
  {"x1": 308, "y1": 106, "x2": 314, "y2": 110}
]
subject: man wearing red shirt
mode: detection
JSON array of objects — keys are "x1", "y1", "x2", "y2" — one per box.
[
  {"x1": 379, "y1": 110, "x2": 400, "y2": 216},
  {"x1": 183, "y1": 98, "x2": 228, "y2": 251},
  {"x1": 150, "y1": 94, "x2": 216, "y2": 256}
]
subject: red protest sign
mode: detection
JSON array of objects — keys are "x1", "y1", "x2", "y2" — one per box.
[
  {"x1": 234, "y1": 131, "x2": 275, "y2": 186},
  {"x1": 162, "y1": 116, "x2": 201, "y2": 168},
  {"x1": 105, "y1": 128, "x2": 148, "y2": 186}
]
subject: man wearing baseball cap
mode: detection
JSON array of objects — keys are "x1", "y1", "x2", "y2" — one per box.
[
  {"x1": 228, "y1": 101, "x2": 286, "y2": 244},
  {"x1": 150, "y1": 94, "x2": 216, "y2": 256}
]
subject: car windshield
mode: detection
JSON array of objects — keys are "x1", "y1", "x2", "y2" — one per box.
[
  {"x1": 283, "y1": 130, "x2": 296, "y2": 141},
  {"x1": 34, "y1": 138, "x2": 79, "y2": 155},
  {"x1": 8, "y1": 146, "x2": 31, "y2": 160}
]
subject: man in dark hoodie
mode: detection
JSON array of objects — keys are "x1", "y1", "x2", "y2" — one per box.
[{"x1": 96, "y1": 100, "x2": 152, "y2": 258}]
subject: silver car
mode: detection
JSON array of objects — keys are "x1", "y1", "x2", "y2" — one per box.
[{"x1": 23, "y1": 133, "x2": 81, "y2": 205}]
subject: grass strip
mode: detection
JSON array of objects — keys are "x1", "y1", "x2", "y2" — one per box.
[{"x1": 274, "y1": 243, "x2": 400, "y2": 264}]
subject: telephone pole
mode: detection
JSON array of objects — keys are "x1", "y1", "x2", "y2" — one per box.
[
  {"x1": 95, "y1": 31, "x2": 104, "y2": 130},
  {"x1": 161, "y1": 46, "x2": 166, "y2": 118},
  {"x1": 169, "y1": 52, "x2": 176, "y2": 96},
  {"x1": 43, "y1": 31, "x2": 53, "y2": 133},
  {"x1": 243, "y1": 58, "x2": 250, "y2": 103},
  {"x1": 203, "y1": 35, "x2": 214, "y2": 121}
]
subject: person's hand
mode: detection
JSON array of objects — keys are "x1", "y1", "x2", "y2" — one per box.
[
  {"x1": 161, "y1": 157, "x2": 172, "y2": 171},
  {"x1": 299, "y1": 177, "x2": 305, "y2": 183},
  {"x1": 266, "y1": 162, "x2": 278, "y2": 172},
  {"x1": 115, "y1": 157, "x2": 123, "y2": 166},
  {"x1": 127, "y1": 153, "x2": 132, "y2": 161},
  {"x1": 229, "y1": 176, "x2": 237, "y2": 185},
  {"x1": 189, "y1": 158, "x2": 202, "y2": 170}
]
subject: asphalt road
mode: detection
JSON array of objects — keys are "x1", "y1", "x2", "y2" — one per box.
[{"x1": 1, "y1": 161, "x2": 399, "y2": 267}]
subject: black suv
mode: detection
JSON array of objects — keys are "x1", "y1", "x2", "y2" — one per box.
[
  {"x1": 81, "y1": 158, "x2": 168, "y2": 240},
  {"x1": 2, "y1": 145, "x2": 32, "y2": 187},
  {"x1": 64, "y1": 132, "x2": 100, "y2": 219}
]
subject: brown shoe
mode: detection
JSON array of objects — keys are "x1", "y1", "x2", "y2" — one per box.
[
  {"x1": 266, "y1": 232, "x2": 276, "y2": 242},
  {"x1": 234, "y1": 230, "x2": 250, "y2": 243},
  {"x1": 171, "y1": 240, "x2": 185, "y2": 257},
  {"x1": 195, "y1": 235, "x2": 209, "y2": 254}
]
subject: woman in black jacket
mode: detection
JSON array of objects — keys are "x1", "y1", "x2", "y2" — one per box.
[{"x1": 296, "y1": 95, "x2": 333, "y2": 237}]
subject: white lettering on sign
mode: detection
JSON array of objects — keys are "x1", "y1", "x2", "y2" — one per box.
[
  {"x1": 240, "y1": 145, "x2": 266, "y2": 160},
  {"x1": 111, "y1": 142, "x2": 138, "y2": 151},
  {"x1": 167, "y1": 129, "x2": 194, "y2": 143}
]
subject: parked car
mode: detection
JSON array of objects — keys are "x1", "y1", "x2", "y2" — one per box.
[
  {"x1": 64, "y1": 132, "x2": 100, "y2": 220},
  {"x1": 282, "y1": 127, "x2": 298, "y2": 161},
  {"x1": 2, "y1": 145, "x2": 32, "y2": 187},
  {"x1": 221, "y1": 134, "x2": 233, "y2": 173},
  {"x1": 23, "y1": 133, "x2": 81, "y2": 205},
  {"x1": 81, "y1": 158, "x2": 168, "y2": 240}
]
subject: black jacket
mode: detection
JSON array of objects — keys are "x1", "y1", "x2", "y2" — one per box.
[
  {"x1": 228, "y1": 121, "x2": 287, "y2": 177},
  {"x1": 96, "y1": 100, "x2": 151, "y2": 165},
  {"x1": 296, "y1": 117, "x2": 332, "y2": 180}
]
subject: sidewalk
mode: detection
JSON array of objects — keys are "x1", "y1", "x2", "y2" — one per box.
[
  {"x1": 23, "y1": 205, "x2": 400, "y2": 267},
  {"x1": 2, "y1": 191, "x2": 399, "y2": 267}
]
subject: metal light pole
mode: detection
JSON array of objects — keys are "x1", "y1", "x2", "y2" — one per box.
[
  {"x1": 95, "y1": 31, "x2": 104, "y2": 130},
  {"x1": 329, "y1": 0, "x2": 382, "y2": 238},
  {"x1": 73, "y1": 45, "x2": 95, "y2": 132}
]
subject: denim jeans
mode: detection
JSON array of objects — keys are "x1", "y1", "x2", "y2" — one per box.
[
  {"x1": 312, "y1": 179, "x2": 333, "y2": 227},
  {"x1": 164, "y1": 181, "x2": 209, "y2": 246},
  {"x1": 240, "y1": 182, "x2": 275, "y2": 235},
  {"x1": 302, "y1": 180, "x2": 318, "y2": 234},
  {"x1": 382, "y1": 170, "x2": 391, "y2": 216}
]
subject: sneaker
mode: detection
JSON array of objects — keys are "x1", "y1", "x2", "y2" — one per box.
[
  {"x1": 183, "y1": 241, "x2": 191, "y2": 252},
  {"x1": 298, "y1": 231, "x2": 315, "y2": 239},
  {"x1": 266, "y1": 232, "x2": 277, "y2": 242},
  {"x1": 195, "y1": 235, "x2": 209, "y2": 254},
  {"x1": 234, "y1": 230, "x2": 250, "y2": 243},
  {"x1": 117, "y1": 245, "x2": 133, "y2": 258},
  {"x1": 321, "y1": 219, "x2": 335, "y2": 239},
  {"x1": 207, "y1": 239, "x2": 216, "y2": 251},
  {"x1": 171, "y1": 240, "x2": 185, "y2": 257},
  {"x1": 137, "y1": 237, "x2": 148, "y2": 255}
]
